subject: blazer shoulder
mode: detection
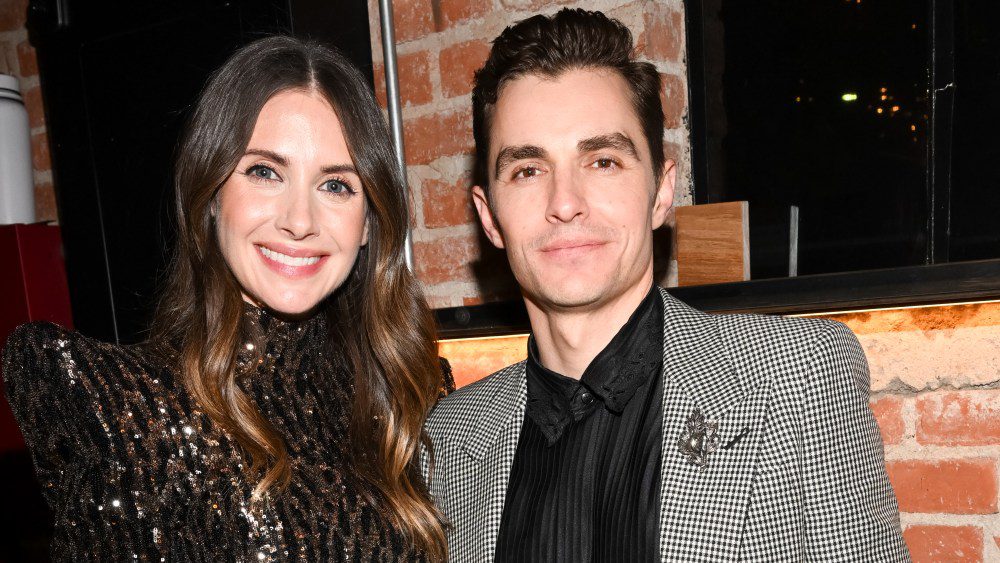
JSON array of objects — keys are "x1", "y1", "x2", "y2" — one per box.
[
  {"x1": 717, "y1": 309, "x2": 839, "y2": 339},
  {"x1": 717, "y1": 310, "x2": 853, "y2": 356},
  {"x1": 714, "y1": 311, "x2": 862, "y2": 387},
  {"x1": 426, "y1": 360, "x2": 525, "y2": 436}
]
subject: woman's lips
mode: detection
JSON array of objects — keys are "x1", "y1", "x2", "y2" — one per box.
[{"x1": 256, "y1": 244, "x2": 329, "y2": 278}]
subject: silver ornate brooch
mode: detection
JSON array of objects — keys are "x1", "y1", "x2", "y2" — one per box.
[{"x1": 677, "y1": 409, "x2": 719, "y2": 471}]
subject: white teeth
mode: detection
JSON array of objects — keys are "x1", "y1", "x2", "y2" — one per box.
[{"x1": 259, "y1": 246, "x2": 321, "y2": 267}]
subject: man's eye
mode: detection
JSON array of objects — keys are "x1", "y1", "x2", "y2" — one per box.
[
  {"x1": 593, "y1": 158, "x2": 618, "y2": 169},
  {"x1": 245, "y1": 164, "x2": 280, "y2": 181},
  {"x1": 512, "y1": 166, "x2": 540, "y2": 180}
]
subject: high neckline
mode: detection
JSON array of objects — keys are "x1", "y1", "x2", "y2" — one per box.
[
  {"x1": 242, "y1": 302, "x2": 325, "y2": 334},
  {"x1": 237, "y1": 303, "x2": 329, "y2": 371}
]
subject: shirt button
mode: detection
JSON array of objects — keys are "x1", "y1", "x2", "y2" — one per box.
[{"x1": 579, "y1": 391, "x2": 594, "y2": 404}]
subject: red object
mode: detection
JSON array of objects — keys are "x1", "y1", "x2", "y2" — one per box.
[{"x1": 0, "y1": 223, "x2": 74, "y2": 452}]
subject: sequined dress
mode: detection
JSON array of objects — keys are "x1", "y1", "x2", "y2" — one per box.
[{"x1": 2, "y1": 308, "x2": 434, "y2": 562}]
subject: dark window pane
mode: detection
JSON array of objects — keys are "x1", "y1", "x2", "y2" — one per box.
[
  {"x1": 949, "y1": 0, "x2": 1000, "y2": 261},
  {"x1": 705, "y1": 0, "x2": 930, "y2": 277}
]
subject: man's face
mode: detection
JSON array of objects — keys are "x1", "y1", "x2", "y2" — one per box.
[{"x1": 473, "y1": 68, "x2": 675, "y2": 313}]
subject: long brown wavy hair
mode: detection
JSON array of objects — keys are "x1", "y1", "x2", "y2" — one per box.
[{"x1": 150, "y1": 36, "x2": 447, "y2": 559}]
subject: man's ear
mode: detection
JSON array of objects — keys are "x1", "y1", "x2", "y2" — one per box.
[
  {"x1": 472, "y1": 185, "x2": 505, "y2": 249},
  {"x1": 651, "y1": 159, "x2": 677, "y2": 230}
]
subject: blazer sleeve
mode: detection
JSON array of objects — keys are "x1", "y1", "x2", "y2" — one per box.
[{"x1": 800, "y1": 321, "x2": 911, "y2": 561}]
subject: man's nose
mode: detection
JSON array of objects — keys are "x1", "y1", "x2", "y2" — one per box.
[{"x1": 545, "y1": 168, "x2": 589, "y2": 224}]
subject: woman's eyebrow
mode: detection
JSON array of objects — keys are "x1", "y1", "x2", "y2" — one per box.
[
  {"x1": 244, "y1": 148, "x2": 288, "y2": 166},
  {"x1": 245, "y1": 149, "x2": 357, "y2": 175},
  {"x1": 321, "y1": 164, "x2": 359, "y2": 175}
]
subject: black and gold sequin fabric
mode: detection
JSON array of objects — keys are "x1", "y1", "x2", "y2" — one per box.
[{"x1": 2, "y1": 308, "x2": 430, "y2": 562}]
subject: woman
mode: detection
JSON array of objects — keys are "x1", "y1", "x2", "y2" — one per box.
[{"x1": 2, "y1": 36, "x2": 449, "y2": 561}]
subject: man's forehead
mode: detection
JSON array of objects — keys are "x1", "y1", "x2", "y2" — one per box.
[{"x1": 489, "y1": 70, "x2": 644, "y2": 159}]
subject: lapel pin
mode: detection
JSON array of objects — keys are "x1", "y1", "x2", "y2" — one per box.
[{"x1": 678, "y1": 408, "x2": 719, "y2": 471}]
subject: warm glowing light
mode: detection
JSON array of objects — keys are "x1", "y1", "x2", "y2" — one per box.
[
  {"x1": 877, "y1": 108, "x2": 884, "y2": 114},
  {"x1": 438, "y1": 300, "x2": 1000, "y2": 389},
  {"x1": 792, "y1": 298, "x2": 1000, "y2": 318},
  {"x1": 910, "y1": 124, "x2": 917, "y2": 131},
  {"x1": 881, "y1": 94, "x2": 888, "y2": 101},
  {"x1": 880, "y1": 87, "x2": 888, "y2": 93},
  {"x1": 841, "y1": 93, "x2": 858, "y2": 102},
  {"x1": 891, "y1": 105, "x2": 900, "y2": 112},
  {"x1": 795, "y1": 96, "x2": 801, "y2": 102}
]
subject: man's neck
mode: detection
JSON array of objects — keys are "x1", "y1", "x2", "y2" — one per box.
[{"x1": 525, "y1": 278, "x2": 655, "y2": 380}]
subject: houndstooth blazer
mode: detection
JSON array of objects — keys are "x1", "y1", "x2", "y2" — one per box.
[{"x1": 424, "y1": 289, "x2": 910, "y2": 562}]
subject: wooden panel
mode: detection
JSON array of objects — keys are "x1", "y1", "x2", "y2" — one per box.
[
  {"x1": 438, "y1": 335, "x2": 529, "y2": 388},
  {"x1": 675, "y1": 201, "x2": 750, "y2": 287}
]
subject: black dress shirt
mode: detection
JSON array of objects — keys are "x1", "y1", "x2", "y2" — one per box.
[{"x1": 495, "y1": 288, "x2": 665, "y2": 562}]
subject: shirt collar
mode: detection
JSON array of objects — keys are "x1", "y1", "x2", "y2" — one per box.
[{"x1": 525, "y1": 287, "x2": 664, "y2": 444}]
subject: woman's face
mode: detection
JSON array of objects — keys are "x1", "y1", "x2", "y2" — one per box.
[{"x1": 215, "y1": 89, "x2": 368, "y2": 316}]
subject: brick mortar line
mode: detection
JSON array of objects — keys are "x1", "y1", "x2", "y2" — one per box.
[
  {"x1": 0, "y1": 29, "x2": 28, "y2": 42},
  {"x1": 399, "y1": 96, "x2": 470, "y2": 120},
  {"x1": 871, "y1": 379, "x2": 1000, "y2": 398},
  {"x1": 411, "y1": 223, "x2": 479, "y2": 242},
  {"x1": 884, "y1": 444, "x2": 1000, "y2": 459},
  {"x1": 18, "y1": 73, "x2": 39, "y2": 89},
  {"x1": 422, "y1": 280, "x2": 483, "y2": 296},
  {"x1": 901, "y1": 513, "x2": 1000, "y2": 526},
  {"x1": 901, "y1": 394, "x2": 918, "y2": 444}
]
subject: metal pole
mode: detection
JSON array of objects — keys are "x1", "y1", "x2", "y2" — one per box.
[{"x1": 378, "y1": 0, "x2": 415, "y2": 271}]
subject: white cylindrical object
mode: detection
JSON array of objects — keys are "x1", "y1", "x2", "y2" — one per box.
[{"x1": 0, "y1": 73, "x2": 36, "y2": 224}]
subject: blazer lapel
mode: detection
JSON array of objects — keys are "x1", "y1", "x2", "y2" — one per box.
[
  {"x1": 657, "y1": 289, "x2": 767, "y2": 561},
  {"x1": 459, "y1": 362, "x2": 528, "y2": 561}
]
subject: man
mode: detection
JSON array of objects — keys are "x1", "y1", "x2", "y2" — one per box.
[{"x1": 425, "y1": 9, "x2": 909, "y2": 562}]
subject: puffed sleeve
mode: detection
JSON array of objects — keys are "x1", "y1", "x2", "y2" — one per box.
[{"x1": 2, "y1": 323, "x2": 101, "y2": 505}]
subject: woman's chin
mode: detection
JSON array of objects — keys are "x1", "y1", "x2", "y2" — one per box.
[{"x1": 255, "y1": 292, "x2": 326, "y2": 319}]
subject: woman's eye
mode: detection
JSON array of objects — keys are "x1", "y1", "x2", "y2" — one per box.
[
  {"x1": 245, "y1": 164, "x2": 280, "y2": 182},
  {"x1": 322, "y1": 179, "x2": 355, "y2": 195}
]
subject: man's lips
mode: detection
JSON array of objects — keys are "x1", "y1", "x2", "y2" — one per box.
[{"x1": 538, "y1": 239, "x2": 608, "y2": 253}]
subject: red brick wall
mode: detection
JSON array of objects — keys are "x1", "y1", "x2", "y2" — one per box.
[
  {"x1": 368, "y1": 9, "x2": 1000, "y2": 556},
  {"x1": 0, "y1": 0, "x2": 56, "y2": 223},
  {"x1": 367, "y1": 0, "x2": 692, "y2": 308},
  {"x1": 814, "y1": 304, "x2": 1000, "y2": 562}
]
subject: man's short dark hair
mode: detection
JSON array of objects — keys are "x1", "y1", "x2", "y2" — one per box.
[{"x1": 472, "y1": 8, "x2": 665, "y2": 189}]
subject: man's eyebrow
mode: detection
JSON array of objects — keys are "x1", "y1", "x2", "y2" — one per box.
[
  {"x1": 494, "y1": 145, "x2": 548, "y2": 179},
  {"x1": 245, "y1": 149, "x2": 356, "y2": 175},
  {"x1": 577, "y1": 133, "x2": 640, "y2": 160}
]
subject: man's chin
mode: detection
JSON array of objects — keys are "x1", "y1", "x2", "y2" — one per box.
[{"x1": 524, "y1": 281, "x2": 610, "y2": 312}]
